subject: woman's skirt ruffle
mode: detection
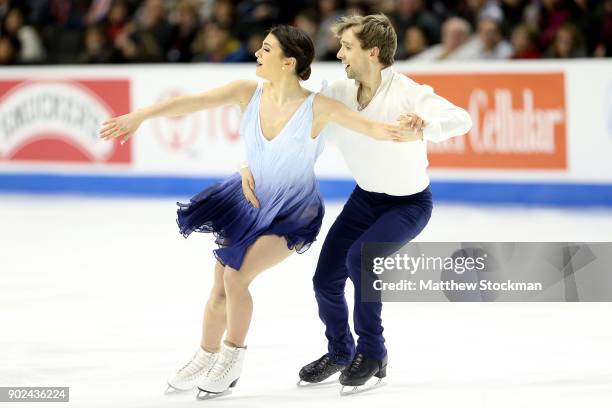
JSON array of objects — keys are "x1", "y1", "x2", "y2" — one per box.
[{"x1": 176, "y1": 173, "x2": 324, "y2": 270}]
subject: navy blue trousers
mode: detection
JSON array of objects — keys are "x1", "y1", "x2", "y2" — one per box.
[{"x1": 313, "y1": 184, "x2": 433, "y2": 364}]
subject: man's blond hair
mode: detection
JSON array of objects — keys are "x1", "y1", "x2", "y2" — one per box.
[{"x1": 331, "y1": 14, "x2": 397, "y2": 67}]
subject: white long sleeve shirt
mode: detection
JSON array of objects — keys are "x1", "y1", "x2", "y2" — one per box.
[{"x1": 321, "y1": 66, "x2": 472, "y2": 196}]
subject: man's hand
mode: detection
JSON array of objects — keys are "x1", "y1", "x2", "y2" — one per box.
[
  {"x1": 397, "y1": 113, "x2": 426, "y2": 142},
  {"x1": 239, "y1": 167, "x2": 260, "y2": 209}
]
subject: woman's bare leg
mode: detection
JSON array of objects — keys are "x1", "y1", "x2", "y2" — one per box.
[
  {"x1": 223, "y1": 235, "x2": 294, "y2": 347},
  {"x1": 200, "y1": 261, "x2": 227, "y2": 352}
]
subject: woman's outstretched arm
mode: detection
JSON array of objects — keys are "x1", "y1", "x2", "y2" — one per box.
[
  {"x1": 313, "y1": 94, "x2": 422, "y2": 142},
  {"x1": 99, "y1": 80, "x2": 257, "y2": 143}
]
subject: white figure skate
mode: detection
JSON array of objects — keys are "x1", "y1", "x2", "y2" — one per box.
[
  {"x1": 166, "y1": 347, "x2": 217, "y2": 393},
  {"x1": 196, "y1": 343, "x2": 246, "y2": 400}
]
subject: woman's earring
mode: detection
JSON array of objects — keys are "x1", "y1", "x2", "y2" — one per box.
[{"x1": 282, "y1": 67, "x2": 285, "y2": 71}]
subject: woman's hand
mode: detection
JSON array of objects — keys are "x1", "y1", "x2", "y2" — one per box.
[
  {"x1": 395, "y1": 113, "x2": 425, "y2": 142},
  {"x1": 99, "y1": 112, "x2": 144, "y2": 144},
  {"x1": 378, "y1": 123, "x2": 422, "y2": 142},
  {"x1": 239, "y1": 167, "x2": 260, "y2": 209},
  {"x1": 377, "y1": 113, "x2": 425, "y2": 142}
]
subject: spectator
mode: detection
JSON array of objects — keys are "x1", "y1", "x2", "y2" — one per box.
[
  {"x1": 390, "y1": 0, "x2": 441, "y2": 44},
  {"x1": 28, "y1": 0, "x2": 52, "y2": 26},
  {"x1": 317, "y1": 29, "x2": 341, "y2": 61},
  {"x1": 244, "y1": 30, "x2": 265, "y2": 62},
  {"x1": 34, "y1": 0, "x2": 88, "y2": 29},
  {"x1": 167, "y1": 0, "x2": 200, "y2": 62},
  {"x1": 377, "y1": 0, "x2": 401, "y2": 14},
  {"x1": 463, "y1": 0, "x2": 504, "y2": 28},
  {"x1": 0, "y1": 0, "x2": 24, "y2": 23},
  {"x1": 411, "y1": 16, "x2": 472, "y2": 60},
  {"x1": 344, "y1": 2, "x2": 371, "y2": 19},
  {"x1": 568, "y1": 0, "x2": 594, "y2": 34},
  {"x1": 429, "y1": 0, "x2": 464, "y2": 20},
  {"x1": 315, "y1": 0, "x2": 345, "y2": 61},
  {"x1": 106, "y1": 1, "x2": 129, "y2": 43},
  {"x1": 79, "y1": 24, "x2": 114, "y2": 63},
  {"x1": 115, "y1": 0, "x2": 172, "y2": 62},
  {"x1": 0, "y1": 34, "x2": 19, "y2": 64},
  {"x1": 235, "y1": 0, "x2": 281, "y2": 35},
  {"x1": 211, "y1": 0, "x2": 236, "y2": 31},
  {"x1": 191, "y1": 20, "x2": 248, "y2": 62},
  {"x1": 400, "y1": 25, "x2": 430, "y2": 59},
  {"x1": 453, "y1": 17, "x2": 512, "y2": 59},
  {"x1": 593, "y1": 0, "x2": 612, "y2": 57},
  {"x1": 3, "y1": 7, "x2": 46, "y2": 63},
  {"x1": 85, "y1": 0, "x2": 113, "y2": 25},
  {"x1": 294, "y1": 9, "x2": 319, "y2": 41},
  {"x1": 0, "y1": 2, "x2": 608, "y2": 65},
  {"x1": 547, "y1": 22, "x2": 587, "y2": 58},
  {"x1": 525, "y1": 0, "x2": 573, "y2": 50},
  {"x1": 500, "y1": 0, "x2": 529, "y2": 35},
  {"x1": 0, "y1": 0, "x2": 9, "y2": 21},
  {"x1": 510, "y1": 23, "x2": 542, "y2": 58}
]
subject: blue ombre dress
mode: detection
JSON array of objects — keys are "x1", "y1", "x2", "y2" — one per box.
[{"x1": 176, "y1": 82, "x2": 325, "y2": 270}]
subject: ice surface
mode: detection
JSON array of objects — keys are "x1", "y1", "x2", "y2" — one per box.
[{"x1": 1, "y1": 195, "x2": 611, "y2": 407}]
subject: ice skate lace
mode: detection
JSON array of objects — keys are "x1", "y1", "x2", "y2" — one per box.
[
  {"x1": 178, "y1": 351, "x2": 212, "y2": 379},
  {"x1": 347, "y1": 354, "x2": 365, "y2": 373},
  {"x1": 208, "y1": 349, "x2": 238, "y2": 382},
  {"x1": 314, "y1": 355, "x2": 331, "y2": 370}
]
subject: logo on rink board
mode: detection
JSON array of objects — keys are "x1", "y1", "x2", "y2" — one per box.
[
  {"x1": 410, "y1": 72, "x2": 567, "y2": 170},
  {"x1": 0, "y1": 79, "x2": 130, "y2": 163},
  {"x1": 150, "y1": 89, "x2": 201, "y2": 151}
]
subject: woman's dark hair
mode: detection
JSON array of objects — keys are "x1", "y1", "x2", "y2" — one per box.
[{"x1": 268, "y1": 25, "x2": 314, "y2": 81}]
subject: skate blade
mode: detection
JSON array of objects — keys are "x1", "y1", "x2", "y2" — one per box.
[
  {"x1": 196, "y1": 389, "x2": 232, "y2": 400},
  {"x1": 164, "y1": 384, "x2": 193, "y2": 395},
  {"x1": 340, "y1": 378, "x2": 386, "y2": 396},
  {"x1": 296, "y1": 378, "x2": 339, "y2": 388}
]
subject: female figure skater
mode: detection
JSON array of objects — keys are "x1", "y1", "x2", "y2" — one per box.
[{"x1": 99, "y1": 25, "x2": 410, "y2": 398}]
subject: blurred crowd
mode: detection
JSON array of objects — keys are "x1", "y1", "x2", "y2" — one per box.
[{"x1": 0, "y1": 0, "x2": 610, "y2": 65}]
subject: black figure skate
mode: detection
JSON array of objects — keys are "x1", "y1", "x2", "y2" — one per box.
[
  {"x1": 297, "y1": 354, "x2": 347, "y2": 387},
  {"x1": 339, "y1": 353, "x2": 387, "y2": 395}
]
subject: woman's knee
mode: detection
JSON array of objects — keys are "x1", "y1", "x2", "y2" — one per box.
[
  {"x1": 223, "y1": 267, "x2": 250, "y2": 293},
  {"x1": 207, "y1": 261, "x2": 227, "y2": 304},
  {"x1": 208, "y1": 286, "x2": 226, "y2": 307}
]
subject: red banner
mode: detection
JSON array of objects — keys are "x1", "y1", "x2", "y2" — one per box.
[
  {"x1": 0, "y1": 79, "x2": 130, "y2": 163},
  {"x1": 408, "y1": 72, "x2": 567, "y2": 169}
]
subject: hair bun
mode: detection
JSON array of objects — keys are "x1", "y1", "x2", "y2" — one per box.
[
  {"x1": 269, "y1": 25, "x2": 314, "y2": 81},
  {"x1": 299, "y1": 66, "x2": 311, "y2": 81}
]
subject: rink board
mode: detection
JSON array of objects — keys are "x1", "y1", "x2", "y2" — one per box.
[{"x1": 0, "y1": 61, "x2": 611, "y2": 205}]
